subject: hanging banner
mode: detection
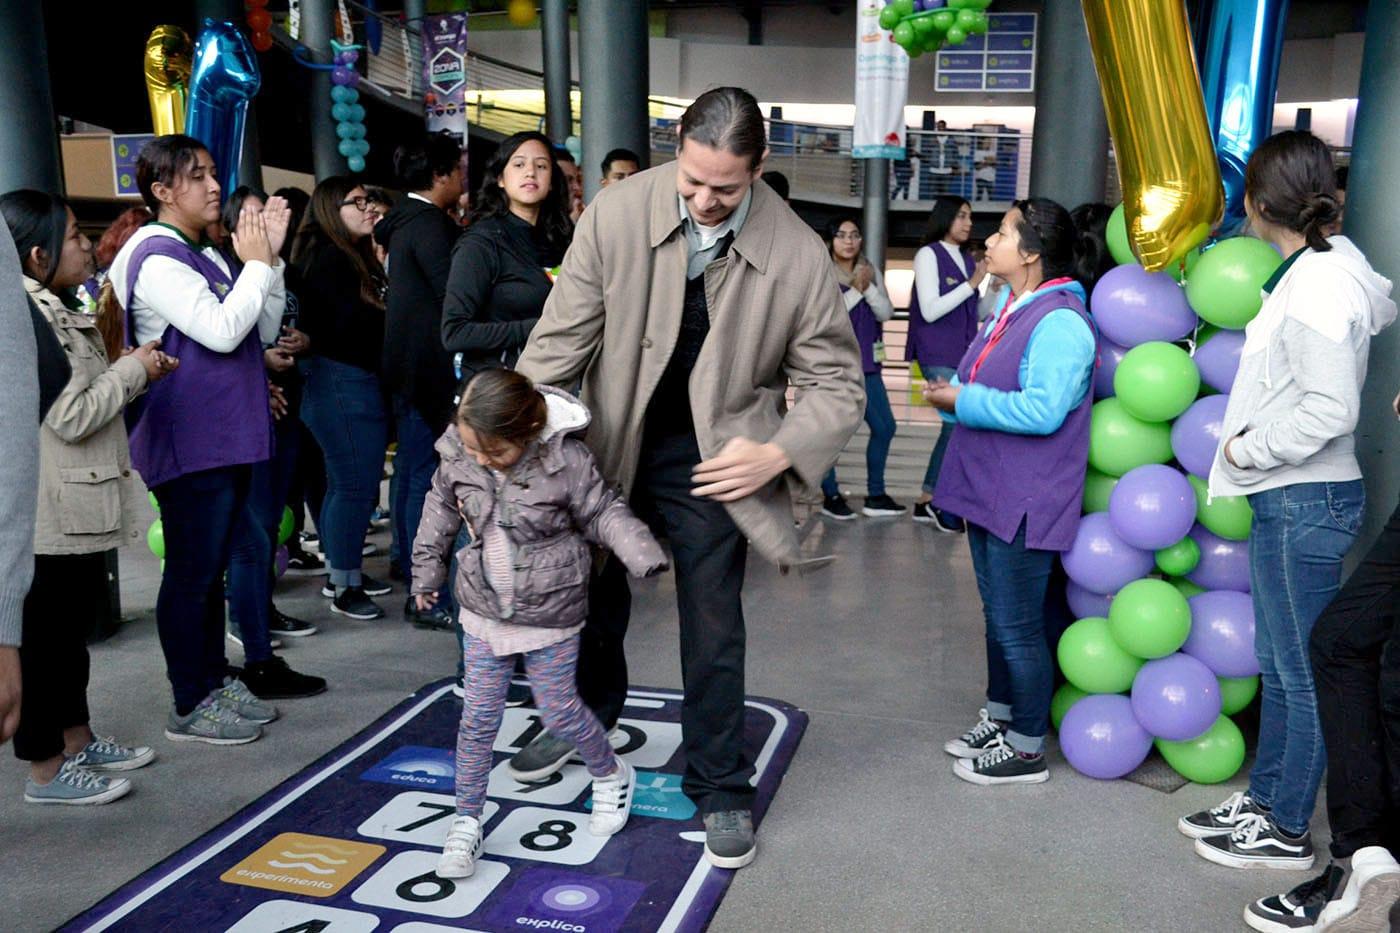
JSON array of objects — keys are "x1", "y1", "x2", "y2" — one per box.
[
  {"x1": 854, "y1": 1, "x2": 908, "y2": 159},
  {"x1": 422, "y1": 12, "x2": 468, "y2": 145}
]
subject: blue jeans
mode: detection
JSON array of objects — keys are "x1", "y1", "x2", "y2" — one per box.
[
  {"x1": 299, "y1": 358, "x2": 388, "y2": 587},
  {"x1": 822, "y1": 372, "x2": 897, "y2": 499},
  {"x1": 967, "y1": 520, "x2": 1056, "y2": 753},
  {"x1": 1247, "y1": 480, "x2": 1365, "y2": 837},
  {"x1": 393, "y1": 396, "x2": 449, "y2": 604},
  {"x1": 920, "y1": 363, "x2": 958, "y2": 496}
]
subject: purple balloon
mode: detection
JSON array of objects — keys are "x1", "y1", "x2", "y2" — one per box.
[
  {"x1": 1183, "y1": 590, "x2": 1259, "y2": 676},
  {"x1": 1060, "y1": 694, "x2": 1155, "y2": 779},
  {"x1": 1130, "y1": 653, "x2": 1222, "y2": 741},
  {"x1": 331, "y1": 68, "x2": 354, "y2": 86},
  {"x1": 1094, "y1": 337, "x2": 1131, "y2": 400},
  {"x1": 1062, "y1": 512, "x2": 1156, "y2": 596},
  {"x1": 1194, "y1": 330, "x2": 1245, "y2": 394},
  {"x1": 1108, "y1": 464, "x2": 1196, "y2": 550},
  {"x1": 1066, "y1": 579, "x2": 1114, "y2": 619},
  {"x1": 1091, "y1": 264, "x2": 1198, "y2": 348},
  {"x1": 1171, "y1": 394, "x2": 1230, "y2": 479},
  {"x1": 1186, "y1": 524, "x2": 1251, "y2": 593}
]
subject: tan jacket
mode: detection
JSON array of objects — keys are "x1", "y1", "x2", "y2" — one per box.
[
  {"x1": 27, "y1": 278, "x2": 147, "y2": 555},
  {"x1": 516, "y1": 162, "x2": 865, "y2": 566}
]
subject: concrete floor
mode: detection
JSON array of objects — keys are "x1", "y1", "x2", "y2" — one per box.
[{"x1": 1, "y1": 506, "x2": 1319, "y2": 932}]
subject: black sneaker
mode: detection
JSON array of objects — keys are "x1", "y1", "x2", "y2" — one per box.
[
  {"x1": 1195, "y1": 813, "x2": 1315, "y2": 870},
  {"x1": 283, "y1": 548, "x2": 325, "y2": 576},
  {"x1": 943, "y1": 709, "x2": 1007, "y2": 759},
  {"x1": 299, "y1": 531, "x2": 319, "y2": 549},
  {"x1": 331, "y1": 587, "x2": 384, "y2": 620},
  {"x1": 404, "y1": 597, "x2": 454, "y2": 631},
  {"x1": 1179, "y1": 790, "x2": 1265, "y2": 838},
  {"x1": 227, "y1": 629, "x2": 282, "y2": 651},
  {"x1": 240, "y1": 656, "x2": 328, "y2": 699},
  {"x1": 703, "y1": 809, "x2": 757, "y2": 869},
  {"x1": 1244, "y1": 864, "x2": 1343, "y2": 932},
  {"x1": 931, "y1": 508, "x2": 965, "y2": 533},
  {"x1": 912, "y1": 501, "x2": 937, "y2": 524},
  {"x1": 269, "y1": 606, "x2": 317, "y2": 638},
  {"x1": 322, "y1": 575, "x2": 391, "y2": 599},
  {"x1": 862, "y1": 494, "x2": 907, "y2": 517},
  {"x1": 821, "y1": 495, "x2": 857, "y2": 521},
  {"x1": 507, "y1": 731, "x2": 576, "y2": 782},
  {"x1": 506, "y1": 681, "x2": 533, "y2": 708},
  {"x1": 952, "y1": 736, "x2": 1049, "y2": 785}
]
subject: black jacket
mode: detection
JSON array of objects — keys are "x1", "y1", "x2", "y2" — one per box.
[
  {"x1": 296, "y1": 241, "x2": 385, "y2": 374},
  {"x1": 375, "y1": 196, "x2": 459, "y2": 432}
]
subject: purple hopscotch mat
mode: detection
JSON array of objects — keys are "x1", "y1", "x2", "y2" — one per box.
[{"x1": 63, "y1": 681, "x2": 807, "y2": 933}]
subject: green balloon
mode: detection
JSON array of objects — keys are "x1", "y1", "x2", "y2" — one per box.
[
  {"x1": 1167, "y1": 246, "x2": 1202, "y2": 284},
  {"x1": 913, "y1": 13, "x2": 935, "y2": 35},
  {"x1": 1058, "y1": 616, "x2": 1147, "y2": 693},
  {"x1": 892, "y1": 21, "x2": 915, "y2": 47},
  {"x1": 1155, "y1": 536, "x2": 1201, "y2": 577},
  {"x1": 945, "y1": 24, "x2": 967, "y2": 44},
  {"x1": 878, "y1": 4, "x2": 901, "y2": 29},
  {"x1": 1187, "y1": 474, "x2": 1253, "y2": 541},
  {"x1": 1106, "y1": 203, "x2": 1134, "y2": 266},
  {"x1": 1185, "y1": 237, "x2": 1282, "y2": 330},
  {"x1": 1219, "y1": 676, "x2": 1259, "y2": 716},
  {"x1": 967, "y1": 13, "x2": 989, "y2": 34},
  {"x1": 892, "y1": 0, "x2": 916, "y2": 14},
  {"x1": 1051, "y1": 683, "x2": 1090, "y2": 731},
  {"x1": 1156, "y1": 715, "x2": 1247, "y2": 784},
  {"x1": 148, "y1": 491, "x2": 161, "y2": 513},
  {"x1": 1108, "y1": 578, "x2": 1191, "y2": 659},
  {"x1": 1083, "y1": 467, "x2": 1119, "y2": 514},
  {"x1": 1167, "y1": 577, "x2": 1206, "y2": 599},
  {"x1": 1114, "y1": 341, "x2": 1202, "y2": 423},
  {"x1": 147, "y1": 520, "x2": 165, "y2": 559},
  {"x1": 278, "y1": 506, "x2": 296, "y2": 546},
  {"x1": 932, "y1": 9, "x2": 955, "y2": 30},
  {"x1": 1089, "y1": 398, "x2": 1174, "y2": 477}
]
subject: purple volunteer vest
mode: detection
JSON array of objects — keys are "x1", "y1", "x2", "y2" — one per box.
[
  {"x1": 932, "y1": 285, "x2": 1094, "y2": 551},
  {"x1": 124, "y1": 235, "x2": 272, "y2": 489},
  {"x1": 845, "y1": 284, "x2": 882, "y2": 375},
  {"x1": 906, "y1": 243, "x2": 979, "y2": 369}
]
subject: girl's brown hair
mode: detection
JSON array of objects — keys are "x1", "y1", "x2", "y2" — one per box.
[
  {"x1": 457, "y1": 369, "x2": 548, "y2": 448},
  {"x1": 1245, "y1": 130, "x2": 1340, "y2": 253},
  {"x1": 290, "y1": 175, "x2": 385, "y2": 307}
]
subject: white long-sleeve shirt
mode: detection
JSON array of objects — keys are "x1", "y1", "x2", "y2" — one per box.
[
  {"x1": 913, "y1": 241, "x2": 999, "y2": 323},
  {"x1": 108, "y1": 224, "x2": 285, "y2": 352}
]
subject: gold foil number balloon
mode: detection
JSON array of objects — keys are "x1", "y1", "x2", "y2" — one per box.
[
  {"x1": 1081, "y1": 1, "x2": 1223, "y2": 272},
  {"x1": 145, "y1": 25, "x2": 193, "y2": 136}
]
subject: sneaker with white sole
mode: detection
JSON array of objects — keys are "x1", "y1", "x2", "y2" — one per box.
[
  {"x1": 437, "y1": 815, "x2": 483, "y2": 878},
  {"x1": 1179, "y1": 790, "x2": 1265, "y2": 838},
  {"x1": 588, "y1": 759, "x2": 634, "y2": 836},
  {"x1": 703, "y1": 809, "x2": 757, "y2": 869},
  {"x1": 24, "y1": 753, "x2": 131, "y2": 805},
  {"x1": 944, "y1": 708, "x2": 1006, "y2": 759},
  {"x1": 323, "y1": 576, "x2": 392, "y2": 598},
  {"x1": 821, "y1": 495, "x2": 857, "y2": 521},
  {"x1": 77, "y1": 734, "x2": 156, "y2": 772},
  {"x1": 1195, "y1": 812, "x2": 1315, "y2": 870},
  {"x1": 331, "y1": 586, "x2": 385, "y2": 620},
  {"x1": 227, "y1": 629, "x2": 283, "y2": 651},
  {"x1": 952, "y1": 735, "x2": 1049, "y2": 785},
  {"x1": 862, "y1": 494, "x2": 907, "y2": 517},
  {"x1": 1246, "y1": 864, "x2": 1343, "y2": 932},
  {"x1": 165, "y1": 698, "x2": 262, "y2": 745},
  {"x1": 212, "y1": 678, "x2": 279, "y2": 724},
  {"x1": 1316, "y1": 845, "x2": 1400, "y2": 932},
  {"x1": 508, "y1": 731, "x2": 577, "y2": 783}
]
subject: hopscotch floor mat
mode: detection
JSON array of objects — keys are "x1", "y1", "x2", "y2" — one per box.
[{"x1": 63, "y1": 681, "x2": 807, "y2": 933}]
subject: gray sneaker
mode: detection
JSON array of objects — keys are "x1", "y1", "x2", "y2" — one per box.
[
  {"x1": 165, "y1": 698, "x2": 262, "y2": 745},
  {"x1": 212, "y1": 678, "x2": 279, "y2": 724},
  {"x1": 78, "y1": 734, "x2": 156, "y2": 772},
  {"x1": 24, "y1": 754, "x2": 132, "y2": 805},
  {"x1": 507, "y1": 731, "x2": 577, "y2": 783},
  {"x1": 703, "y1": 809, "x2": 757, "y2": 869}
]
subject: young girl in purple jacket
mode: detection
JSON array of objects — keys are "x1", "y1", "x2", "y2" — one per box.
[{"x1": 411, "y1": 369, "x2": 669, "y2": 878}]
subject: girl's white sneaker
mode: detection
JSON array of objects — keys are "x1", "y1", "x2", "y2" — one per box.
[
  {"x1": 437, "y1": 815, "x2": 483, "y2": 878},
  {"x1": 589, "y1": 759, "x2": 635, "y2": 837}
]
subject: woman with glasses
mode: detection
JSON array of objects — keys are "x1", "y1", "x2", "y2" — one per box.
[
  {"x1": 818, "y1": 216, "x2": 902, "y2": 520},
  {"x1": 293, "y1": 179, "x2": 392, "y2": 621}
]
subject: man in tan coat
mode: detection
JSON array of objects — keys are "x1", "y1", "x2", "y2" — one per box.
[{"x1": 512, "y1": 87, "x2": 864, "y2": 869}]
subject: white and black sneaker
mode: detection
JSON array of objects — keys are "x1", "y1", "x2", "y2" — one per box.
[
  {"x1": 943, "y1": 708, "x2": 1006, "y2": 759},
  {"x1": 322, "y1": 575, "x2": 392, "y2": 599},
  {"x1": 1195, "y1": 812, "x2": 1315, "y2": 870},
  {"x1": 331, "y1": 587, "x2": 385, "y2": 620},
  {"x1": 1316, "y1": 845, "x2": 1400, "y2": 932},
  {"x1": 1245, "y1": 863, "x2": 1342, "y2": 932},
  {"x1": 862, "y1": 495, "x2": 906, "y2": 517},
  {"x1": 1179, "y1": 790, "x2": 1266, "y2": 838},
  {"x1": 821, "y1": 495, "x2": 857, "y2": 521},
  {"x1": 952, "y1": 735, "x2": 1049, "y2": 785}
]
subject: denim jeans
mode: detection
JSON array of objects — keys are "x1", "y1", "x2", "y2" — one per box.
[
  {"x1": 1248, "y1": 480, "x2": 1365, "y2": 837},
  {"x1": 393, "y1": 395, "x2": 448, "y2": 603},
  {"x1": 822, "y1": 372, "x2": 897, "y2": 499},
  {"x1": 299, "y1": 358, "x2": 388, "y2": 587},
  {"x1": 966, "y1": 520, "x2": 1056, "y2": 753},
  {"x1": 919, "y1": 363, "x2": 958, "y2": 497}
]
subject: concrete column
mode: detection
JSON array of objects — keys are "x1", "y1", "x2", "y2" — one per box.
[
  {"x1": 578, "y1": 0, "x2": 649, "y2": 203},
  {"x1": 0, "y1": 0, "x2": 63, "y2": 194},
  {"x1": 862, "y1": 158, "x2": 889, "y2": 272},
  {"x1": 300, "y1": 0, "x2": 345, "y2": 179},
  {"x1": 542, "y1": 0, "x2": 572, "y2": 144},
  {"x1": 1343, "y1": 0, "x2": 1400, "y2": 552},
  {"x1": 1027, "y1": 3, "x2": 1108, "y2": 207}
]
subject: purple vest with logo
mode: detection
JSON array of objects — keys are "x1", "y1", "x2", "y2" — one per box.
[
  {"x1": 124, "y1": 236, "x2": 272, "y2": 489},
  {"x1": 905, "y1": 243, "x2": 979, "y2": 369},
  {"x1": 845, "y1": 284, "x2": 882, "y2": 375},
  {"x1": 932, "y1": 286, "x2": 1094, "y2": 551}
]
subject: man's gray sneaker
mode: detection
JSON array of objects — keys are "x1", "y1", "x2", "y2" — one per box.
[
  {"x1": 77, "y1": 734, "x2": 156, "y2": 772},
  {"x1": 507, "y1": 731, "x2": 577, "y2": 783},
  {"x1": 24, "y1": 754, "x2": 132, "y2": 805},
  {"x1": 165, "y1": 698, "x2": 262, "y2": 745},
  {"x1": 703, "y1": 809, "x2": 757, "y2": 869},
  {"x1": 213, "y1": 678, "x2": 279, "y2": 724}
]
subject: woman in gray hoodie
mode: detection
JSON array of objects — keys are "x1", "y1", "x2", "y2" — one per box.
[{"x1": 1182, "y1": 132, "x2": 1397, "y2": 881}]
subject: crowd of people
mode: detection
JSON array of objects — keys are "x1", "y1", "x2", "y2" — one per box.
[{"x1": 0, "y1": 83, "x2": 1396, "y2": 924}]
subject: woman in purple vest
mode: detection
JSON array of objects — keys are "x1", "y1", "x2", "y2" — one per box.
[
  {"x1": 908, "y1": 196, "x2": 989, "y2": 532},
  {"x1": 107, "y1": 135, "x2": 291, "y2": 746},
  {"x1": 818, "y1": 216, "x2": 903, "y2": 520},
  {"x1": 924, "y1": 198, "x2": 1099, "y2": 786}
]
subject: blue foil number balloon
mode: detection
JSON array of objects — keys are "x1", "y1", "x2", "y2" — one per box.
[{"x1": 184, "y1": 19, "x2": 261, "y2": 198}]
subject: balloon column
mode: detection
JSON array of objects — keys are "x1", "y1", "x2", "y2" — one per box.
[
  {"x1": 330, "y1": 41, "x2": 370, "y2": 174},
  {"x1": 144, "y1": 26, "x2": 193, "y2": 136},
  {"x1": 877, "y1": 0, "x2": 992, "y2": 57},
  {"x1": 185, "y1": 19, "x2": 262, "y2": 197},
  {"x1": 245, "y1": 0, "x2": 274, "y2": 53},
  {"x1": 1054, "y1": 201, "x2": 1283, "y2": 785}
]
